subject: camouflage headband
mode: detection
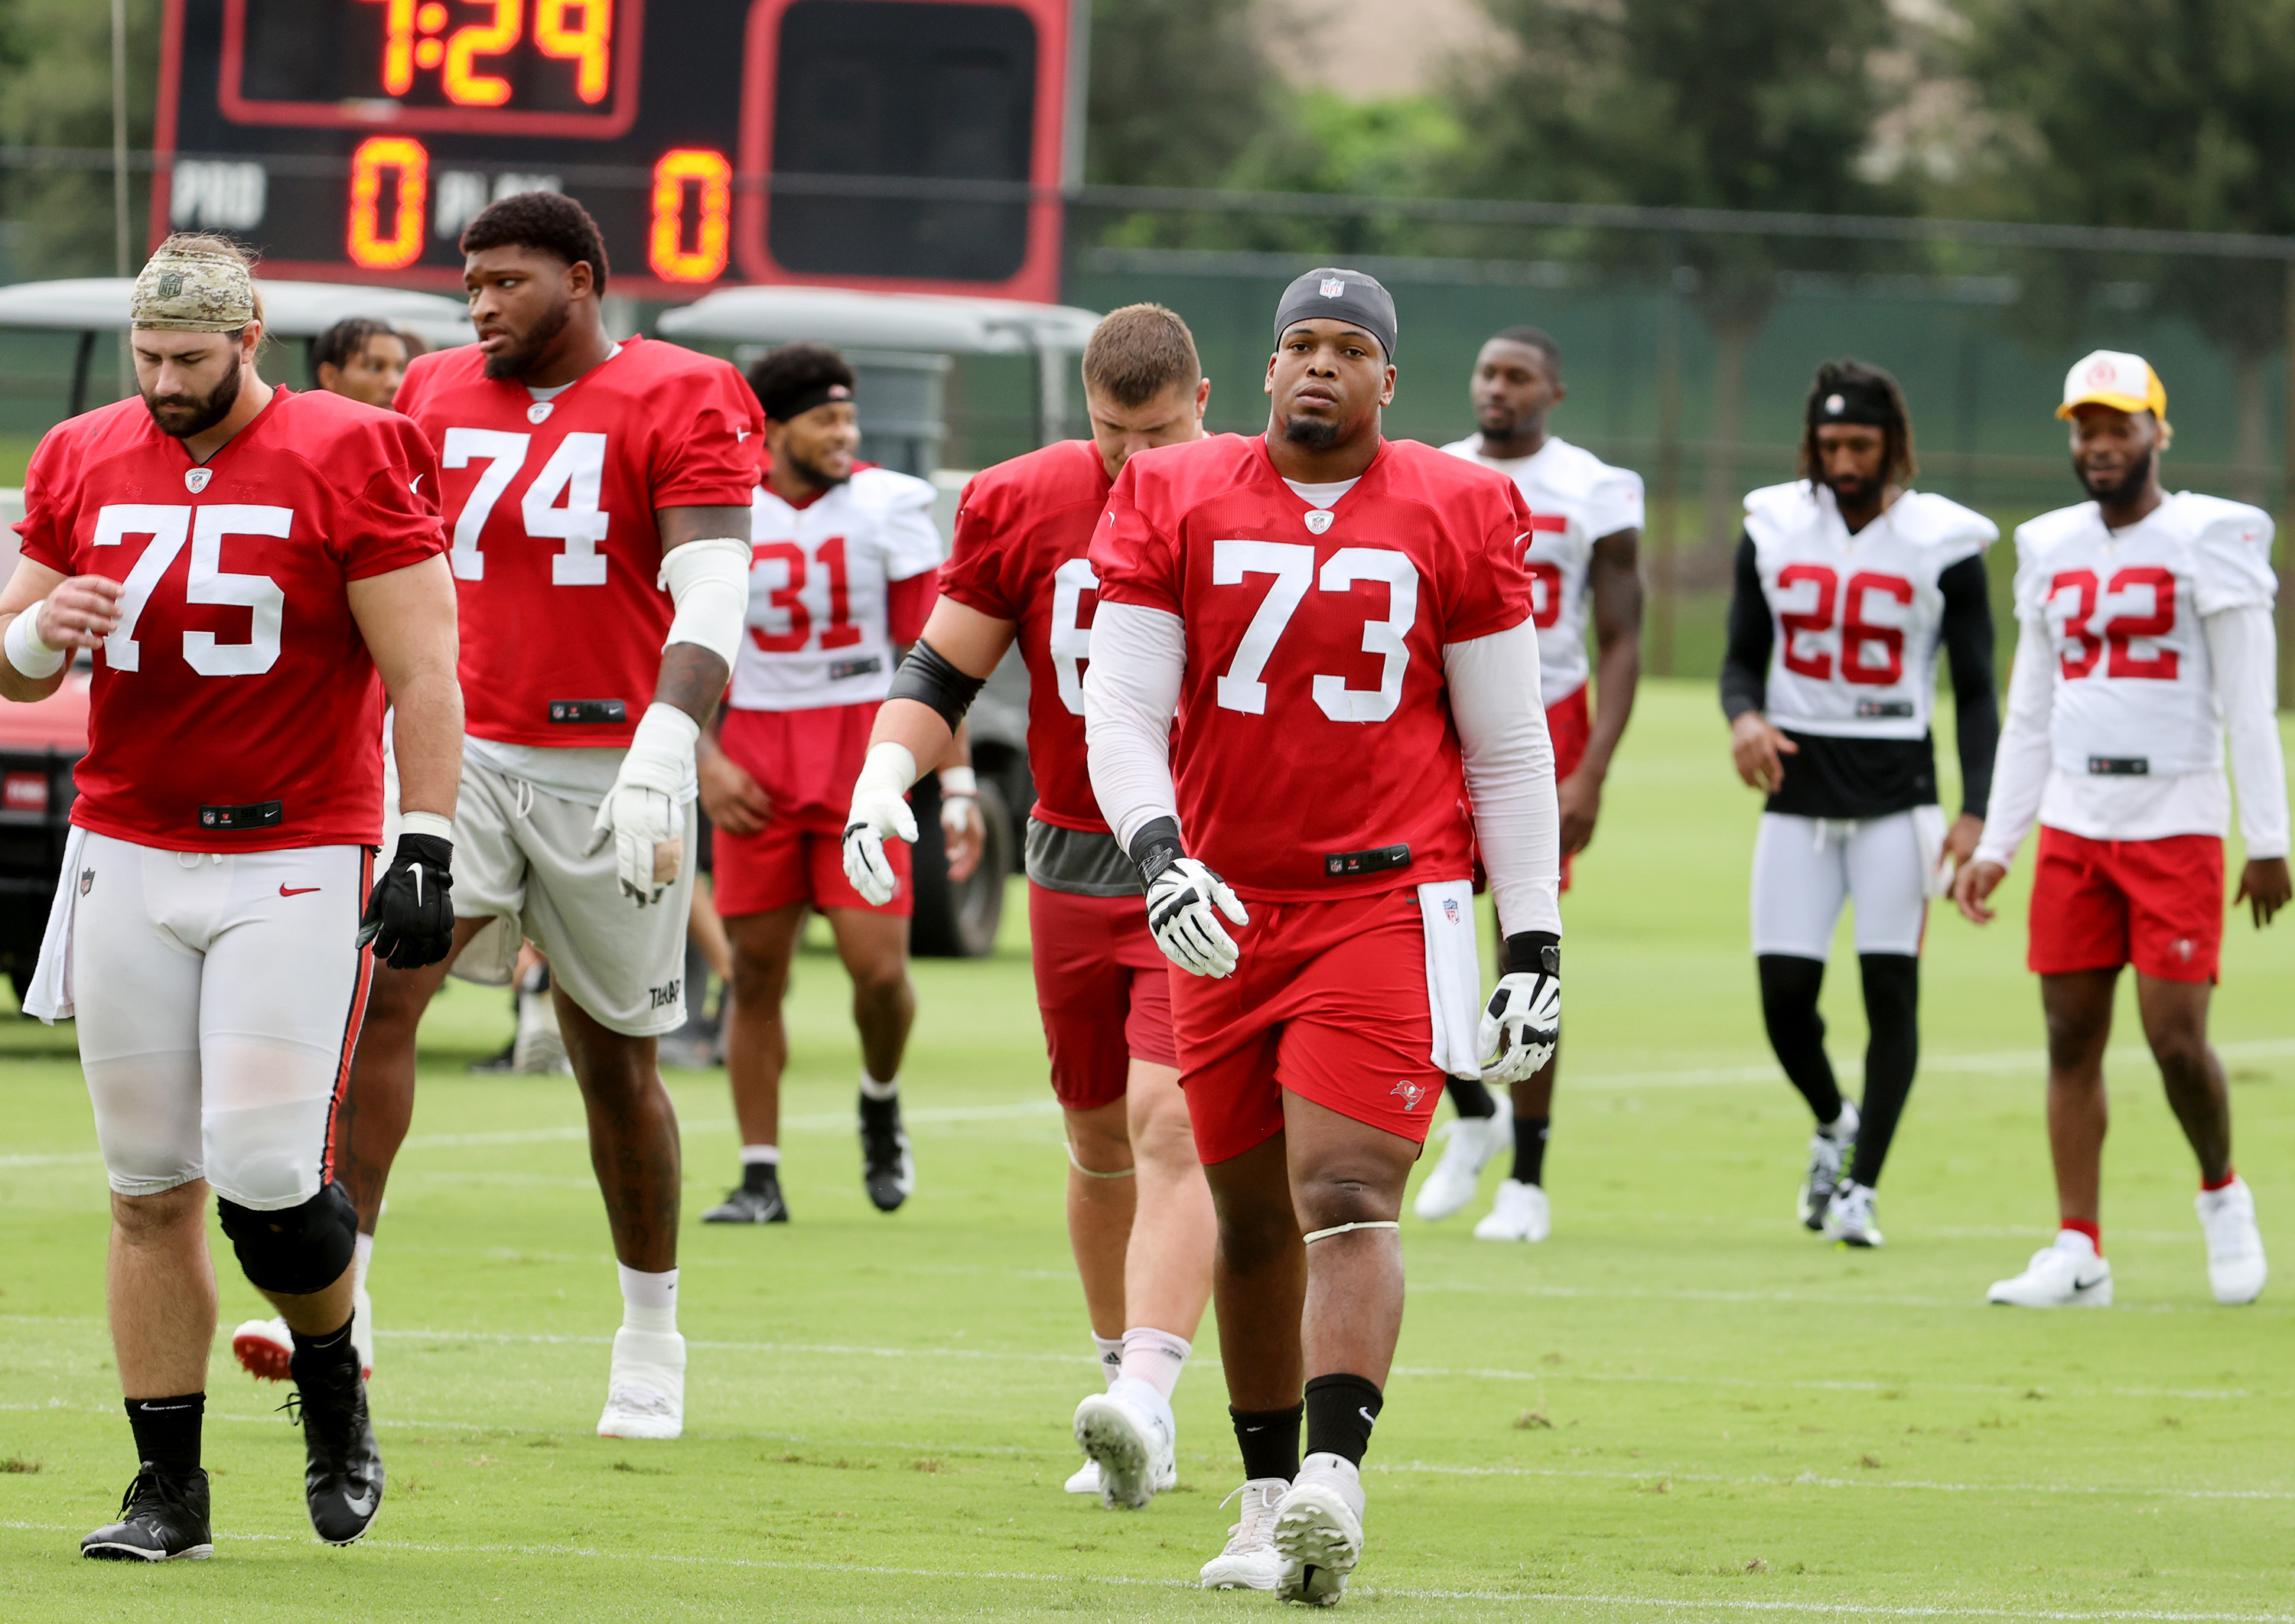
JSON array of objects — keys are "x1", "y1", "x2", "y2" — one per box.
[{"x1": 131, "y1": 246, "x2": 255, "y2": 332}]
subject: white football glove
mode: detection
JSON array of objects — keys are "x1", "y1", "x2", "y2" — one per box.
[
  {"x1": 1131, "y1": 820, "x2": 1248, "y2": 978},
  {"x1": 842, "y1": 742, "x2": 920, "y2": 907},
  {"x1": 1479, "y1": 932, "x2": 1561, "y2": 1084},
  {"x1": 584, "y1": 703, "x2": 696, "y2": 906}
]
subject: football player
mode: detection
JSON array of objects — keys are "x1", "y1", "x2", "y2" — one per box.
[
  {"x1": 1720, "y1": 361, "x2": 1999, "y2": 1248},
  {"x1": 1081, "y1": 268, "x2": 1561, "y2": 1602},
  {"x1": 292, "y1": 193, "x2": 763, "y2": 1439},
  {"x1": 697, "y1": 343, "x2": 981, "y2": 1223},
  {"x1": 1, "y1": 236, "x2": 461, "y2": 1557},
  {"x1": 1956, "y1": 351, "x2": 2287, "y2": 1307},
  {"x1": 1424, "y1": 325, "x2": 1644, "y2": 1242},
  {"x1": 840, "y1": 306, "x2": 1218, "y2": 1518}
]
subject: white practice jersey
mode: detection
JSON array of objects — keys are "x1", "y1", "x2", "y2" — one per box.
[
  {"x1": 1744, "y1": 481, "x2": 1996, "y2": 740},
  {"x1": 731, "y1": 465, "x2": 942, "y2": 711},
  {"x1": 1440, "y1": 434, "x2": 1643, "y2": 705},
  {"x1": 2011, "y1": 492, "x2": 2275, "y2": 778}
]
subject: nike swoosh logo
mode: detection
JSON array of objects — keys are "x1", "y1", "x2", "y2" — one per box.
[
  {"x1": 1359, "y1": 1407, "x2": 1377, "y2": 1427},
  {"x1": 409, "y1": 474, "x2": 424, "y2": 493},
  {"x1": 736, "y1": 428, "x2": 752, "y2": 441},
  {"x1": 279, "y1": 885, "x2": 321, "y2": 897},
  {"x1": 343, "y1": 1491, "x2": 376, "y2": 1517}
]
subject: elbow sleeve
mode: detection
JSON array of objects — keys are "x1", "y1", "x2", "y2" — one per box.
[
  {"x1": 659, "y1": 537, "x2": 753, "y2": 669},
  {"x1": 887, "y1": 639, "x2": 990, "y2": 732}
]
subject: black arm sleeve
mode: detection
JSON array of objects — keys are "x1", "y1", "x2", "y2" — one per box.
[
  {"x1": 1718, "y1": 532, "x2": 1771, "y2": 721},
  {"x1": 1936, "y1": 552, "x2": 2000, "y2": 818}
]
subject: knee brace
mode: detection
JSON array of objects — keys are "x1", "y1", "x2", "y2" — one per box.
[{"x1": 216, "y1": 1180, "x2": 358, "y2": 1296}]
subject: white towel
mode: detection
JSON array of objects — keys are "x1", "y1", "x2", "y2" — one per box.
[
  {"x1": 1912, "y1": 803, "x2": 1951, "y2": 898},
  {"x1": 23, "y1": 823, "x2": 86, "y2": 1024},
  {"x1": 1418, "y1": 878, "x2": 1484, "y2": 1079}
]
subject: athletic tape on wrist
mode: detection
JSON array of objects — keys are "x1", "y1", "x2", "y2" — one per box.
[
  {"x1": 5, "y1": 600, "x2": 66, "y2": 679},
  {"x1": 1065, "y1": 1141, "x2": 1137, "y2": 1180},
  {"x1": 399, "y1": 810, "x2": 454, "y2": 842},
  {"x1": 1301, "y1": 1219, "x2": 1400, "y2": 1244},
  {"x1": 937, "y1": 766, "x2": 978, "y2": 798}
]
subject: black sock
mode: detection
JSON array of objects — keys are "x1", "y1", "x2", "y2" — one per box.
[
  {"x1": 741, "y1": 1157, "x2": 780, "y2": 1196},
  {"x1": 1231, "y1": 1403, "x2": 1303, "y2": 1483},
  {"x1": 1444, "y1": 1076, "x2": 1498, "y2": 1119},
  {"x1": 1847, "y1": 954, "x2": 1919, "y2": 1188},
  {"x1": 124, "y1": 1393, "x2": 204, "y2": 1473},
  {"x1": 289, "y1": 1315, "x2": 359, "y2": 1381},
  {"x1": 1303, "y1": 1373, "x2": 1383, "y2": 1468},
  {"x1": 1512, "y1": 1116, "x2": 1551, "y2": 1185},
  {"x1": 1757, "y1": 955, "x2": 1844, "y2": 1124}
]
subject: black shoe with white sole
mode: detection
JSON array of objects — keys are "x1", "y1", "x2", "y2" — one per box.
[
  {"x1": 287, "y1": 1351, "x2": 384, "y2": 1544},
  {"x1": 858, "y1": 1091, "x2": 915, "y2": 1212},
  {"x1": 81, "y1": 1465, "x2": 213, "y2": 1561},
  {"x1": 702, "y1": 1181, "x2": 789, "y2": 1223}
]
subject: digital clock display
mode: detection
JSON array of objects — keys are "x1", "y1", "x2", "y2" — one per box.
[{"x1": 157, "y1": 0, "x2": 1075, "y2": 301}]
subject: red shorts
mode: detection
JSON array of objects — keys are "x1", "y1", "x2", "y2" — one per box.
[
  {"x1": 1171, "y1": 888, "x2": 1445, "y2": 1164},
  {"x1": 713, "y1": 704, "x2": 911, "y2": 918},
  {"x1": 1548, "y1": 685, "x2": 1590, "y2": 893},
  {"x1": 2027, "y1": 827, "x2": 2222, "y2": 984},
  {"x1": 1028, "y1": 886, "x2": 1178, "y2": 1111}
]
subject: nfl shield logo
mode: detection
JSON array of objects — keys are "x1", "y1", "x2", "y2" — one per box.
[
  {"x1": 1443, "y1": 899, "x2": 1460, "y2": 925},
  {"x1": 183, "y1": 468, "x2": 212, "y2": 493},
  {"x1": 527, "y1": 402, "x2": 554, "y2": 425},
  {"x1": 1320, "y1": 277, "x2": 1346, "y2": 298},
  {"x1": 1304, "y1": 509, "x2": 1333, "y2": 534},
  {"x1": 78, "y1": 868, "x2": 93, "y2": 896}
]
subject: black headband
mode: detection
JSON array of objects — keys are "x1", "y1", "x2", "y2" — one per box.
[
  {"x1": 1273, "y1": 267, "x2": 1397, "y2": 361},
  {"x1": 1808, "y1": 378, "x2": 1899, "y2": 428},
  {"x1": 763, "y1": 380, "x2": 854, "y2": 423}
]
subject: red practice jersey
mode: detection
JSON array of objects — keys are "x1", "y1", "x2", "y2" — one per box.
[
  {"x1": 394, "y1": 336, "x2": 763, "y2": 749},
  {"x1": 15, "y1": 389, "x2": 445, "y2": 851},
  {"x1": 1092, "y1": 434, "x2": 1535, "y2": 900},
  {"x1": 939, "y1": 438, "x2": 1115, "y2": 832}
]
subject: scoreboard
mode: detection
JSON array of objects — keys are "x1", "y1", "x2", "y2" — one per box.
[{"x1": 154, "y1": 0, "x2": 1078, "y2": 302}]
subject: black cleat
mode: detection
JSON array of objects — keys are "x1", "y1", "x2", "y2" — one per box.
[
  {"x1": 701, "y1": 1182, "x2": 789, "y2": 1223},
  {"x1": 858, "y1": 1091, "x2": 915, "y2": 1212},
  {"x1": 81, "y1": 1464, "x2": 213, "y2": 1561},
  {"x1": 285, "y1": 1350, "x2": 385, "y2": 1545}
]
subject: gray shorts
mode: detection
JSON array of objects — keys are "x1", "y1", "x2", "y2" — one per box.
[{"x1": 454, "y1": 753, "x2": 696, "y2": 1037}]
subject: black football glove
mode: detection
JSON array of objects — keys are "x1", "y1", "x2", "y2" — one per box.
[{"x1": 357, "y1": 832, "x2": 455, "y2": 970}]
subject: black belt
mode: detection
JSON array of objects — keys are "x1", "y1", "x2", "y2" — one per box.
[
  {"x1": 2086, "y1": 757, "x2": 2150, "y2": 776},
  {"x1": 549, "y1": 699, "x2": 627, "y2": 725},
  {"x1": 200, "y1": 800, "x2": 283, "y2": 831},
  {"x1": 1323, "y1": 842, "x2": 1411, "y2": 880}
]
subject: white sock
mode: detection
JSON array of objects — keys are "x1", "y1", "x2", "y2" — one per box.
[
  {"x1": 617, "y1": 1263, "x2": 679, "y2": 1336},
  {"x1": 352, "y1": 1231, "x2": 375, "y2": 1295},
  {"x1": 1822, "y1": 1100, "x2": 1859, "y2": 1140},
  {"x1": 1092, "y1": 1334, "x2": 1125, "y2": 1390},
  {"x1": 1118, "y1": 1327, "x2": 1190, "y2": 1401},
  {"x1": 859, "y1": 1068, "x2": 899, "y2": 1102},
  {"x1": 740, "y1": 1144, "x2": 781, "y2": 1166}
]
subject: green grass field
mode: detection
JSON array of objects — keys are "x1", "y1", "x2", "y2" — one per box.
[{"x1": 3, "y1": 679, "x2": 2292, "y2": 1622}]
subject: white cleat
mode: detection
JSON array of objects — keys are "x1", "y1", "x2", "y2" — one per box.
[
  {"x1": 1072, "y1": 1376, "x2": 1174, "y2": 1510},
  {"x1": 513, "y1": 981, "x2": 573, "y2": 1075},
  {"x1": 1199, "y1": 1477, "x2": 1289, "y2": 1590},
  {"x1": 1413, "y1": 1113, "x2": 1512, "y2": 1221},
  {"x1": 1273, "y1": 1452, "x2": 1365, "y2": 1606},
  {"x1": 232, "y1": 1310, "x2": 375, "y2": 1383},
  {"x1": 1063, "y1": 1453, "x2": 1172, "y2": 1495},
  {"x1": 1822, "y1": 1180, "x2": 1884, "y2": 1248},
  {"x1": 596, "y1": 1327, "x2": 686, "y2": 1439},
  {"x1": 1987, "y1": 1230, "x2": 2113, "y2": 1308},
  {"x1": 1798, "y1": 1100, "x2": 1858, "y2": 1230},
  {"x1": 2196, "y1": 1177, "x2": 2267, "y2": 1305},
  {"x1": 1473, "y1": 1178, "x2": 1551, "y2": 1242}
]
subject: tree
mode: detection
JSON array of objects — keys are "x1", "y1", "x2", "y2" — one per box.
[
  {"x1": 1085, "y1": 0, "x2": 1282, "y2": 190},
  {"x1": 1965, "y1": 0, "x2": 2295, "y2": 500},
  {"x1": 1449, "y1": 0, "x2": 1903, "y2": 545},
  {"x1": 0, "y1": 0, "x2": 162, "y2": 278}
]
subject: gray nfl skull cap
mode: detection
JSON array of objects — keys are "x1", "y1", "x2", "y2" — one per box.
[{"x1": 1273, "y1": 267, "x2": 1397, "y2": 360}]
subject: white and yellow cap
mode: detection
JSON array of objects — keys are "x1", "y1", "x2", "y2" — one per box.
[{"x1": 2058, "y1": 349, "x2": 2168, "y2": 428}]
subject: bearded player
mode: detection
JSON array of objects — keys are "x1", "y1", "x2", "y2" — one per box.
[
  {"x1": 1958, "y1": 351, "x2": 2284, "y2": 1308},
  {"x1": 257, "y1": 194, "x2": 763, "y2": 1439},
  {"x1": 1082, "y1": 269, "x2": 1561, "y2": 1602},
  {"x1": 841, "y1": 306, "x2": 1220, "y2": 1520},
  {"x1": 697, "y1": 343, "x2": 982, "y2": 1224},
  {"x1": 1422, "y1": 325, "x2": 1642, "y2": 1242},
  {"x1": 2, "y1": 236, "x2": 461, "y2": 1557},
  {"x1": 1719, "y1": 362, "x2": 1998, "y2": 1248}
]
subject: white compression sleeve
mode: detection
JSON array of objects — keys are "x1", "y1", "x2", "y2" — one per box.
[
  {"x1": 1972, "y1": 613, "x2": 2056, "y2": 871},
  {"x1": 659, "y1": 537, "x2": 753, "y2": 667},
  {"x1": 1444, "y1": 620, "x2": 1563, "y2": 939},
  {"x1": 2205, "y1": 604, "x2": 2290, "y2": 859},
  {"x1": 1082, "y1": 600, "x2": 1186, "y2": 852}
]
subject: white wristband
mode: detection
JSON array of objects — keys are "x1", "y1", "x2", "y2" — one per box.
[
  {"x1": 5, "y1": 600, "x2": 67, "y2": 679},
  {"x1": 399, "y1": 810, "x2": 455, "y2": 843},
  {"x1": 937, "y1": 766, "x2": 978, "y2": 799}
]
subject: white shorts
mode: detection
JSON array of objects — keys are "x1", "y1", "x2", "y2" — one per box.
[
  {"x1": 453, "y1": 750, "x2": 695, "y2": 1037},
  {"x1": 58, "y1": 832, "x2": 372, "y2": 1207},
  {"x1": 1750, "y1": 808, "x2": 1942, "y2": 960}
]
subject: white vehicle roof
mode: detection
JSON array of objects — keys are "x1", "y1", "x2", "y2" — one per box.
[
  {"x1": 656, "y1": 285, "x2": 1099, "y2": 353},
  {"x1": 0, "y1": 277, "x2": 474, "y2": 348}
]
